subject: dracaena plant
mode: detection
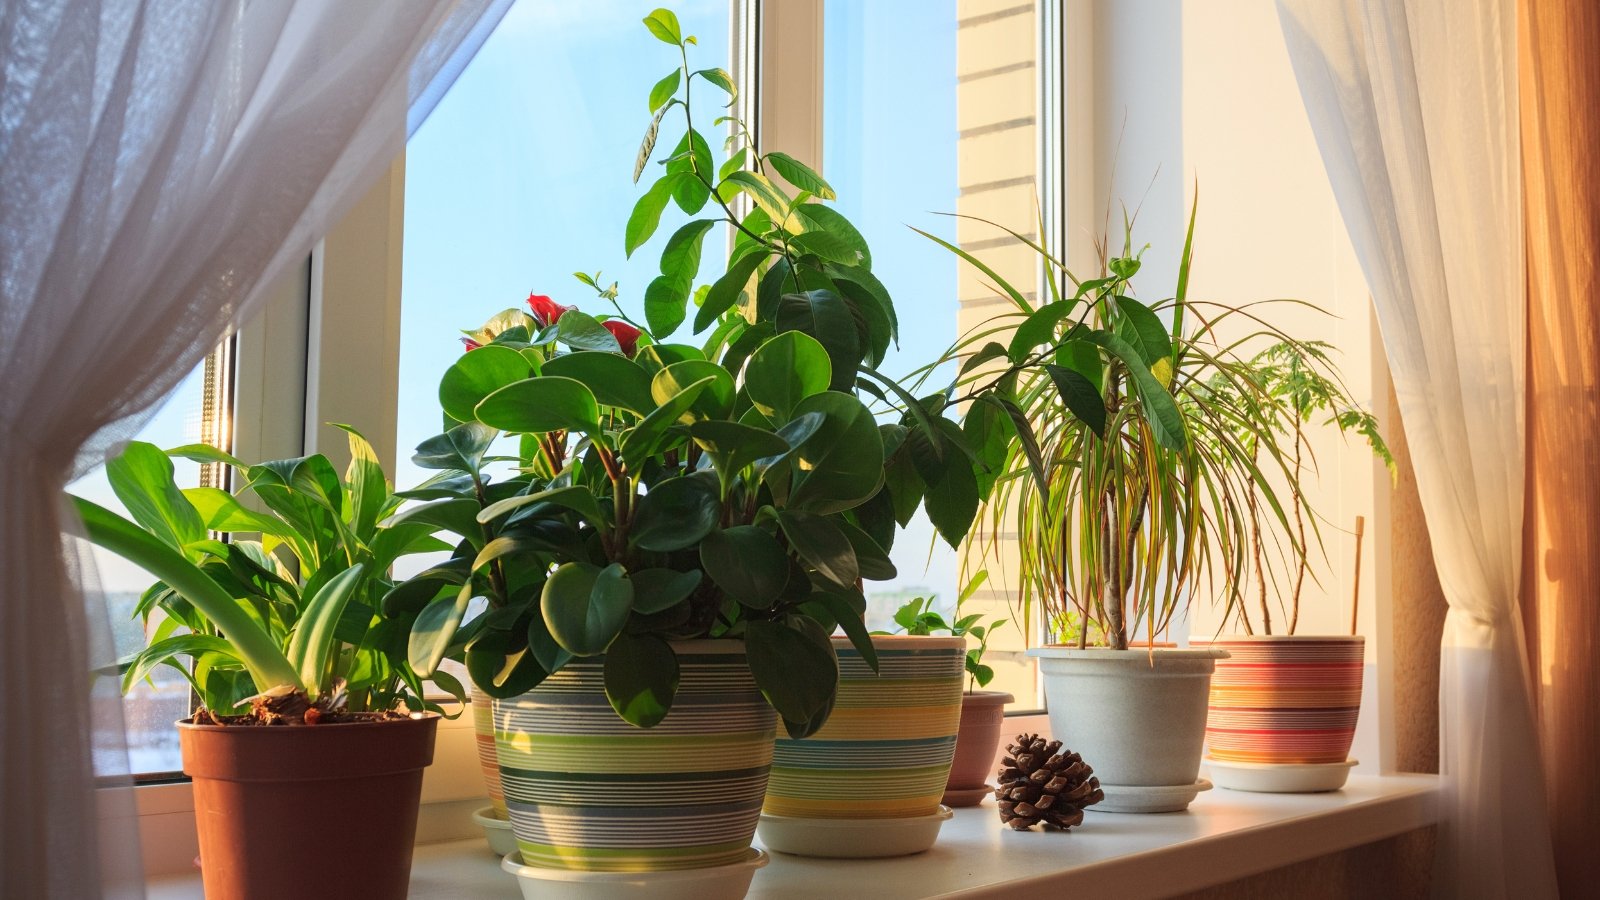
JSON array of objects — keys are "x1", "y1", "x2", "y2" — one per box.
[
  {"x1": 939, "y1": 202, "x2": 1323, "y2": 651},
  {"x1": 72, "y1": 428, "x2": 459, "y2": 721},
  {"x1": 388, "y1": 9, "x2": 985, "y2": 738}
]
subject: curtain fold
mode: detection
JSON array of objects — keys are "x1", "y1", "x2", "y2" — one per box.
[
  {"x1": 0, "y1": 1, "x2": 509, "y2": 896},
  {"x1": 1274, "y1": 1, "x2": 1556, "y2": 896}
]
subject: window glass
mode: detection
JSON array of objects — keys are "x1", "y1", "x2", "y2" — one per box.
[
  {"x1": 73, "y1": 364, "x2": 211, "y2": 776},
  {"x1": 824, "y1": 0, "x2": 1042, "y2": 704}
]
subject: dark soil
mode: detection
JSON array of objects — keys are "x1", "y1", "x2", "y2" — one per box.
[{"x1": 193, "y1": 688, "x2": 410, "y2": 727}]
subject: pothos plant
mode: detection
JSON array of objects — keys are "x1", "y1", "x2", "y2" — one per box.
[
  {"x1": 884, "y1": 570, "x2": 1007, "y2": 692},
  {"x1": 938, "y1": 202, "x2": 1323, "y2": 651},
  {"x1": 73, "y1": 428, "x2": 460, "y2": 722},
  {"x1": 388, "y1": 9, "x2": 986, "y2": 739}
]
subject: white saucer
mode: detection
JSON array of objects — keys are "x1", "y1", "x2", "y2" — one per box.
[
  {"x1": 500, "y1": 848, "x2": 768, "y2": 900},
  {"x1": 470, "y1": 805, "x2": 516, "y2": 857},
  {"x1": 1206, "y1": 757, "x2": 1357, "y2": 793},
  {"x1": 1094, "y1": 779, "x2": 1212, "y2": 813},
  {"x1": 758, "y1": 805, "x2": 954, "y2": 858}
]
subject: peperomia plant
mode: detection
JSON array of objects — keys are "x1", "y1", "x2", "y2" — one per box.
[
  {"x1": 884, "y1": 571, "x2": 1008, "y2": 692},
  {"x1": 388, "y1": 9, "x2": 987, "y2": 739},
  {"x1": 73, "y1": 428, "x2": 460, "y2": 722}
]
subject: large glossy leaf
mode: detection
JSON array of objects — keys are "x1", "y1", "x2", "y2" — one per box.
[
  {"x1": 694, "y1": 249, "x2": 766, "y2": 333},
  {"x1": 542, "y1": 562, "x2": 634, "y2": 656},
  {"x1": 833, "y1": 520, "x2": 896, "y2": 581},
  {"x1": 648, "y1": 69, "x2": 680, "y2": 112},
  {"x1": 745, "y1": 331, "x2": 831, "y2": 421},
  {"x1": 722, "y1": 170, "x2": 790, "y2": 223},
  {"x1": 106, "y1": 441, "x2": 206, "y2": 552},
  {"x1": 540, "y1": 352, "x2": 654, "y2": 417},
  {"x1": 334, "y1": 424, "x2": 389, "y2": 539},
  {"x1": 286, "y1": 563, "x2": 366, "y2": 697},
  {"x1": 687, "y1": 420, "x2": 789, "y2": 483},
  {"x1": 1008, "y1": 300, "x2": 1076, "y2": 365},
  {"x1": 413, "y1": 423, "x2": 497, "y2": 476},
  {"x1": 642, "y1": 8, "x2": 681, "y2": 44},
  {"x1": 791, "y1": 204, "x2": 868, "y2": 268},
  {"x1": 1054, "y1": 338, "x2": 1104, "y2": 393},
  {"x1": 626, "y1": 173, "x2": 682, "y2": 256},
  {"x1": 620, "y1": 374, "x2": 714, "y2": 464},
  {"x1": 786, "y1": 392, "x2": 884, "y2": 514},
  {"x1": 557, "y1": 310, "x2": 624, "y2": 354},
  {"x1": 746, "y1": 615, "x2": 838, "y2": 736},
  {"x1": 766, "y1": 153, "x2": 834, "y2": 200},
  {"x1": 1085, "y1": 330, "x2": 1186, "y2": 450},
  {"x1": 603, "y1": 632, "x2": 679, "y2": 727},
  {"x1": 802, "y1": 590, "x2": 878, "y2": 673},
  {"x1": 630, "y1": 471, "x2": 720, "y2": 552},
  {"x1": 476, "y1": 484, "x2": 605, "y2": 526},
  {"x1": 922, "y1": 439, "x2": 980, "y2": 549},
  {"x1": 408, "y1": 580, "x2": 474, "y2": 678},
  {"x1": 1045, "y1": 364, "x2": 1107, "y2": 437},
  {"x1": 1113, "y1": 295, "x2": 1174, "y2": 368},
  {"x1": 650, "y1": 360, "x2": 735, "y2": 422},
  {"x1": 777, "y1": 510, "x2": 859, "y2": 589},
  {"x1": 183, "y1": 487, "x2": 294, "y2": 538},
  {"x1": 664, "y1": 129, "x2": 713, "y2": 213},
  {"x1": 700, "y1": 526, "x2": 789, "y2": 608},
  {"x1": 121, "y1": 634, "x2": 240, "y2": 695},
  {"x1": 775, "y1": 290, "x2": 860, "y2": 393},
  {"x1": 476, "y1": 376, "x2": 602, "y2": 435},
  {"x1": 439, "y1": 345, "x2": 532, "y2": 423},
  {"x1": 627, "y1": 568, "x2": 703, "y2": 614}
]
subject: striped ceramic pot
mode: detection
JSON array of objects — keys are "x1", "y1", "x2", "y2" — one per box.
[
  {"x1": 493, "y1": 640, "x2": 777, "y2": 872},
  {"x1": 1194, "y1": 635, "x2": 1364, "y2": 764},
  {"x1": 471, "y1": 685, "x2": 507, "y2": 817},
  {"x1": 764, "y1": 635, "x2": 966, "y2": 819}
]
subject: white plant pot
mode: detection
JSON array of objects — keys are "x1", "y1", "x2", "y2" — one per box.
[{"x1": 1029, "y1": 647, "x2": 1228, "y2": 813}]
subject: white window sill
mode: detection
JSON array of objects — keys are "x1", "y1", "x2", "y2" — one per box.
[{"x1": 144, "y1": 774, "x2": 1437, "y2": 899}]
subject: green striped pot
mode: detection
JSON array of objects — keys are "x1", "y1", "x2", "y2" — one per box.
[
  {"x1": 764, "y1": 635, "x2": 966, "y2": 819},
  {"x1": 493, "y1": 640, "x2": 777, "y2": 872},
  {"x1": 471, "y1": 685, "x2": 507, "y2": 817}
]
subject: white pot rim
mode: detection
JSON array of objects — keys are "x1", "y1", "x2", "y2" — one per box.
[
  {"x1": 1193, "y1": 634, "x2": 1366, "y2": 643},
  {"x1": 1027, "y1": 646, "x2": 1230, "y2": 660}
]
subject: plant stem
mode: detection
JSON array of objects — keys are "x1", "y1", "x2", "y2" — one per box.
[
  {"x1": 1289, "y1": 407, "x2": 1306, "y2": 634},
  {"x1": 1249, "y1": 440, "x2": 1270, "y2": 635},
  {"x1": 473, "y1": 475, "x2": 510, "y2": 607}
]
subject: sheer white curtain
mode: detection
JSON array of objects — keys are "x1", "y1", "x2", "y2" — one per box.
[
  {"x1": 0, "y1": 1, "x2": 508, "y2": 896},
  {"x1": 1275, "y1": 1, "x2": 1557, "y2": 896}
]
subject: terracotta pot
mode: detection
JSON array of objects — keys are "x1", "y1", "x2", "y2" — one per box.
[
  {"x1": 470, "y1": 685, "x2": 507, "y2": 817},
  {"x1": 493, "y1": 640, "x2": 776, "y2": 872},
  {"x1": 1193, "y1": 634, "x2": 1364, "y2": 765},
  {"x1": 179, "y1": 713, "x2": 439, "y2": 900},
  {"x1": 942, "y1": 690, "x2": 1014, "y2": 806}
]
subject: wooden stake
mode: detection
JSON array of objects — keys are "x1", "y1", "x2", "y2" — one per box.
[{"x1": 1349, "y1": 515, "x2": 1366, "y2": 636}]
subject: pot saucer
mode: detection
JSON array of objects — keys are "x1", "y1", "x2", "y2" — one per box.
[
  {"x1": 1095, "y1": 779, "x2": 1212, "y2": 813},
  {"x1": 500, "y1": 848, "x2": 767, "y2": 900},
  {"x1": 470, "y1": 805, "x2": 516, "y2": 857},
  {"x1": 758, "y1": 805, "x2": 954, "y2": 858},
  {"x1": 941, "y1": 784, "x2": 994, "y2": 807},
  {"x1": 1206, "y1": 757, "x2": 1357, "y2": 793}
]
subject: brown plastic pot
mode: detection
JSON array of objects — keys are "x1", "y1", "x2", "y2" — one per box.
[
  {"x1": 178, "y1": 713, "x2": 439, "y2": 900},
  {"x1": 941, "y1": 690, "x2": 1014, "y2": 807}
]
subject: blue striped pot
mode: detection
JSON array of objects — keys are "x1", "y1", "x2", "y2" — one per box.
[
  {"x1": 493, "y1": 640, "x2": 776, "y2": 872},
  {"x1": 764, "y1": 635, "x2": 966, "y2": 819}
]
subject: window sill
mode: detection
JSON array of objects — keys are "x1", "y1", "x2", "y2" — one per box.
[{"x1": 144, "y1": 774, "x2": 1437, "y2": 898}]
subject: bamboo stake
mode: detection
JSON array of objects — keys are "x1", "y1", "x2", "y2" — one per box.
[{"x1": 1349, "y1": 515, "x2": 1366, "y2": 636}]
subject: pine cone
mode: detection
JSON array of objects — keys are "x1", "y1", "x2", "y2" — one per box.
[{"x1": 995, "y1": 733, "x2": 1104, "y2": 830}]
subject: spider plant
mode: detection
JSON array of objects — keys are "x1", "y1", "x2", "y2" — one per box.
[{"x1": 926, "y1": 200, "x2": 1322, "y2": 651}]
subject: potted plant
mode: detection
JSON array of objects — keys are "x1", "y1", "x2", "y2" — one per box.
[
  {"x1": 1190, "y1": 341, "x2": 1392, "y2": 792},
  {"x1": 880, "y1": 571, "x2": 1013, "y2": 808},
  {"x1": 387, "y1": 8, "x2": 981, "y2": 890},
  {"x1": 940, "y1": 205, "x2": 1320, "y2": 812},
  {"x1": 72, "y1": 427, "x2": 457, "y2": 900}
]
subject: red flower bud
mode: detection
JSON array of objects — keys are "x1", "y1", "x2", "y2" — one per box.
[
  {"x1": 460, "y1": 337, "x2": 482, "y2": 352},
  {"x1": 527, "y1": 293, "x2": 574, "y2": 327},
  {"x1": 602, "y1": 320, "x2": 641, "y2": 358}
]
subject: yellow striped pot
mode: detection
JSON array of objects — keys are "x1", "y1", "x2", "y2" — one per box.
[
  {"x1": 471, "y1": 685, "x2": 507, "y2": 817},
  {"x1": 492, "y1": 640, "x2": 777, "y2": 873},
  {"x1": 763, "y1": 635, "x2": 966, "y2": 820},
  {"x1": 1193, "y1": 635, "x2": 1364, "y2": 764}
]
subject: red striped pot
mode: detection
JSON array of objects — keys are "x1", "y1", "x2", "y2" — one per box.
[
  {"x1": 471, "y1": 685, "x2": 507, "y2": 817},
  {"x1": 1193, "y1": 635, "x2": 1364, "y2": 765}
]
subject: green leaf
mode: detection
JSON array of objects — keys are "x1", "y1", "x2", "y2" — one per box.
[
  {"x1": 664, "y1": 130, "x2": 714, "y2": 214},
  {"x1": 476, "y1": 376, "x2": 602, "y2": 435},
  {"x1": 778, "y1": 510, "x2": 859, "y2": 589},
  {"x1": 106, "y1": 441, "x2": 206, "y2": 551},
  {"x1": 643, "y1": 8, "x2": 682, "y2": 44},
  {"x1": 413, "y1": 423, "x2": 497, "y2": 476},
  {"x1": 408, "y1": 581, "x2": 474, "y2": 678},
  {"x1": 723, "y1": 170, "x2": 790, "y2": 223},
  {"x1": 439, "y1": 345, "x2": 532, "y2": 423},
  {"x1": 700, "y1": 526, "x2": 789, "y2": 608},
  {"x1": 627, "y1": 568, "x2": 703, "y2": 614},
  {"x1": 696, "y1": 67, "x2": 738, "y2": 105},
  {"x1": 643, "y1": 275, "x2": 688, "y2": 340},
  {"x1": 476, "y1": 484, "x2": 605, "y2": 526},
  {"x1": 962, "y1": 396, "x2": 1015, "y2": 500},
  {"x1": 1054, "y1": 338, "x2": 1104, "y2": 393},
  {"x1": 604, "y1": 632, "x2": 679, "y2": 727},
  {"x1": 775, "y1": 290, "x2": 860, "y2": 393},
  {"x1": 745, "y1": 330, "x2": 832, "y2": 421},
  {"x1": 827, "y1": 272, "x2": 894, "y2": 366},
  {"x1": 694, "y1": 249, "x2": 766, "y2": 333},
  {"x1": 630, "y1": 472, "x2": 721, "y2": 552},
  {"x1": 1009, "y1": 300, "x2": 1076, "y2": 365},
  {"x1": 634, "y1": 104, "x2": 670, "y2": 184},
  {"x1": 688, "y1": 420, "x2": 791, "y2": 484},
  {"x1": 922, "y1": 441, "x2": 980, "y2": 548},
  {"x1": 122, "y1": 634, "x2": 239, "y2": 695},
  {"x1": 542, "y1": 562, "x2": 634, "y2": 656},
  {"x1": 165, "y1": 443, "x2": 248, "y2": 472},
  {"x1": 285, "y1": 564, "x2": 365, "y2": 697},
  {"x1": 912, "y1": 225, "x2": 1030, "y2": 311},
  {"x1": 620, "y1": 374, "x2": 715, "y2": 464},
  {"x1": 789, "y1": 230, "x2": 865, "y2": 267},
  {"x1": 626, "y1": 174, "x2": 682, "y2": 256},
  {"x1": 746, "y1": 615, "x2": 838, "y2": 735},
  {"x1": 766, "y1": 153, "x2": 834, "y2": 200},
  {"x1": 556, "y1": 309, "x2": 624, "y2": 354},
  {"x1": 1113, "y1": 295, "x2": 1173, "y2": 366},
  {"x1": 648, "y1": 69, "x2": 681, "y2": 112},
  {"x1": 1045, "y1": 364, "x2": 1107, "y2": 437},
  {"x1": 793, "y1": 206, "x2": 871, "y2": 269},
  {"x1": 1085, "y1": 330, "x2": 1186, "y2": 450},
  {"x1": 718, "y1": 148, "x2": 747, "y2": 182},
  {"x1": 661, "y1": 219, "x2": 718, "y2": 285},
  {"x1": 182, "y1": 487, "x2": 294, "y2": 537},
  {"x1": 834, "y1": 520, "x2": 896, "y2": 580},
  {"x1": 786, "y1": 392, "x2": 885, "y2": 514},
  {"x1": 651, "y1": 359, "x2": 735, "y2": 422},
  {"x1": 541, "y1": 351, "x2": 655, "y2": 414}
]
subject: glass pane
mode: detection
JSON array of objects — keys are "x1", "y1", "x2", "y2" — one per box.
[
  {"x1": 825, "y1": 0, "x2": 1042, "y2": 704},
  {"x1": 72, "y1": 364, "x2": 212, "y2": 776},
  {"x1": 397, "y1": 0, "x2": 733, "y2": 512}
]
